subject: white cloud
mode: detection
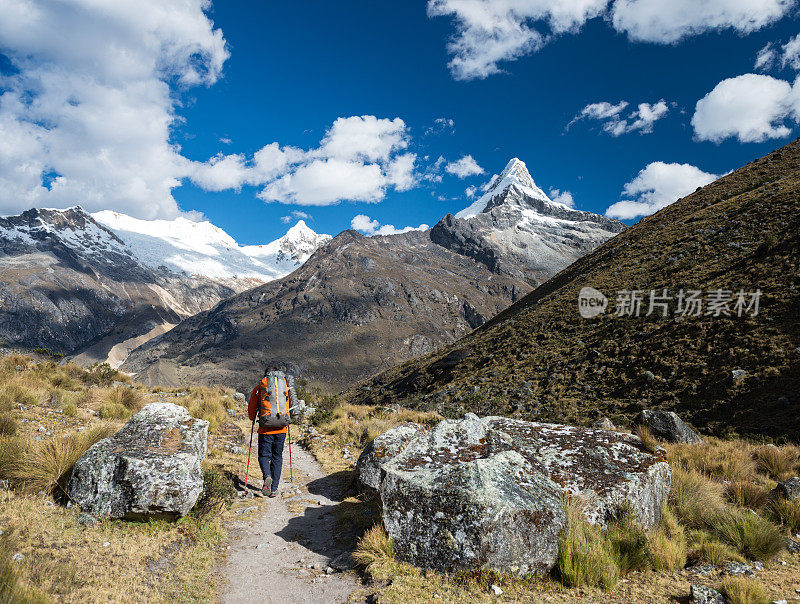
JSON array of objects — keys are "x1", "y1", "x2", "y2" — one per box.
[
  {"x1": 692, "y1": 73, "x2": 800, "y2": 143},
  {"x1": 465, "y1": 185, "x2": 477, "y2": 198},
  {"x1": 755, "y1": 43, "x2": 777, "y2": 71},
  {"x1": 350, "y1": 214, "x2": 429, "y2": 236},
  {"x1": 428, "y1": 0, "x2": 795, "y2": 80},
  {"x1": 781, "y1": 34, "x2": 800, "y2": 70},
  {"x1": 281, "y1": 210, "x2": 310, "y2": 224},
  {"x1": 445, "y1": 155, "x2": 485, "y2": 178},
  {"x1": 570, "y1": 100, "x2": 670, "y2": 135},
  {"x1": 610, "y1": 0, "x2": 794, "y2": 43},
  {"x1": 426, "y1": 117, "x2": 455, "y2": 135},
  {"x1": 606, "y1": 161, "x2": 718, "y2": 220},
  {"x1": 427, "y1": 0, "x2": 607, "y2": 80},
  {"x1": 190, "y1": 116, "x2": 416, "y2": 206},
  {"x1": 549, "y1": 188, "x2": 576, "y2": 207},
  {"x1": 422, "y1": 156, "x2": 447, "y2": 183},
  {"x1": 0, "y1": 0, "x2": 228, "y2": 219}
]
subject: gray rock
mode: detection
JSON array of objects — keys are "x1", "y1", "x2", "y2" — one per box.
[
  {"x1": 375, "y1": 414, "x2": 670, "y2": 576},
  {"x1": 329, "y1": 551, "x2": 355, "y2": 571},
  {"x1": 784, "y1": 537, "x2": 800, "y2": 553},
  {"x1": 381, "y1": 415, "x2": 566, "y2": 576},
  {"x1": 731, "y1": 369, "x2": 747, "y2": 381},
  {"x1": 355, "y1": 423, "x2": 426, "y2": 493},
  {"x1": 691, "y1": 584, "x2": 726, "y2": 604},
  {"x1": 233, "y1": 392, "x2": 246, "y2": 402},
  {"x1": 226, "y1": 408, "x2": 237, "y2": 417},
  {"x1": 67, "y1": 403, "x2": 208, "y2": 520},
  {"x1": 77, "y1": 512, "x2": 98, "y2": 527},
  {"x1": 636, "y1": 410, "x2": 702, "y2": 444},
  {"x1": 591, "y1": 417, "x2": 616, "y2": 431},
  {"x1": 11, "y1": 553, "x2": 24, "y2": 562},
  {"x1": 722, "y1": 561, "x2": 754, "y2": 576},
  {"x1": 771, "y1": 477, "x2": 800, "y2": 501}
]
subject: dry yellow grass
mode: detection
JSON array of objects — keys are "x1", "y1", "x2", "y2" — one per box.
[{"x1": 719, "y1": 576, "x2": 770, "y2": 604}]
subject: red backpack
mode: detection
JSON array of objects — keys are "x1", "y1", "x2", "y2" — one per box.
[{"x1": 257, "y1": 371, "x2": 293, "y2": 429}]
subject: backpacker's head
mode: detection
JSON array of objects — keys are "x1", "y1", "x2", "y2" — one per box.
[{"x1": 264, "y1": 364, "x2": 280, "y2": 377}]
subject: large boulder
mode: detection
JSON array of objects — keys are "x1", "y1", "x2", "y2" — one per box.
[
  {"x1": 381, "y1": 415, "x2": 566, "y2": 576},
  {"x1": 356, "y1": 422, "x2": 426, "y2": 493},
  {"x1": 372, "y1": 414, "x2": 671, "y2": 576},
  {"x1": 636, "y1": 410, "x2": 702, "y2": 444},
  {"x1": 771, "y1": 477, "x2": 800, "y2": 501},
  {"x1": 68, "y1": 403, "x2": 208, "y2": 520}
]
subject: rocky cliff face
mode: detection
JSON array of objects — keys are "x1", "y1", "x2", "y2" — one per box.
[
  {"x1": 122, "y1": 159, "x2": 624, "y2": 390},
  {"x1": 0, "y1": 207, "x2": 329, "y2": 365}
]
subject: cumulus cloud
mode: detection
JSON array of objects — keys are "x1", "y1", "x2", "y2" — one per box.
[
  {"x1": 428, "y1": 0, "x2": 795, "y2": 80},
  {"x1": 0, "y1": 0, "x2": 228, "y2": 219},
  {"x1": 780, "y1": 34, "x2": 800, "y2": 70},
  {"x1": 606, "y1": 161, "x2": 718, "y2": 220},
  {"x1": 692, "y1": 73, "x2": 800, "y2": 143},
  {"x1": 445, "y1": 155, "x2": 485, "y2": 178},
  {"x1": 350, "y1": 214, "x2": 429, "y2": 236},
  {"x1": 190, "y1": 116, "x2": 416, "y2": 206},
  {"x1": 427, "y1": 0, "x2": 607, "y2": 80},
  {"x1": 610, "y1": 0, "x2": 793, "y2": 44},
  {"x1": 569, "y1": 100, "x2": 670, "y2": 135},
  {"x1": 465, "y1": 185, "x2": 477, "y2": 198},
  {"x1": 549, "y1": 188, "x2": 576, "y2": 208}
]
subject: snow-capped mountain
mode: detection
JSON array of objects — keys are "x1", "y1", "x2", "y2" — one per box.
[
  {"x1": 0, "y1": 206, "x2": 330, "y2": 365},
  {"x1": 433, "y1": 158, "x2": 626, "y2": 284},
  {"x1": 93, "y1": 211, "x2": 332, "y2": 287}
]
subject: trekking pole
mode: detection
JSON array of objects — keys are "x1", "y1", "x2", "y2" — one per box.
[
  {"x1": 244, "y1": 417, "x2": 255, "y2": 495},
  {"x1": 288, "y1": 425, "x2": 294, "y2": 483}
]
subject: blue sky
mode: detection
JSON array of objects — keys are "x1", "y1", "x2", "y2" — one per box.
[{"x1": 2, "y1": 1, "x2": 800, "y2": 244}]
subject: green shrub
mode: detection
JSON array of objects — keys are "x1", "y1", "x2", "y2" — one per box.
[
  {"x1": 310, "y1": 395, "x2": 337, "y2": 427},
  {"x1": 194, "y1": 468, "x2": 236, "y2": 517}
]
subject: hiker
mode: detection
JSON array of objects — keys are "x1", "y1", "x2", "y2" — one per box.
[{"x1": 247, "y1": 365, "x2": 296, "y2": 497}]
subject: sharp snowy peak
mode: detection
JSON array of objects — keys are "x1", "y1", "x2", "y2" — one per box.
[
  {"x1": 435, "y1": 158, "x2": 626, "y2": 285},
  {"x1": 92, "y1": 211, "x2": 332, "y2": 285}
]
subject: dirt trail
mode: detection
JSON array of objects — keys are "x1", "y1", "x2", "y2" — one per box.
[{"x1": 218, "y1": 444, "x2": 361, "y2": 604}]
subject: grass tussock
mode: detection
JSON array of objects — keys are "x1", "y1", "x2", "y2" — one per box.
[
  {"x1": 718, "y1": 576, "x2": 770, "y2": 604},
  {"x1": 185, "y1": 386, "x2": 231, "y2": 432},
  {"x1": 669, "y1": 466, "x2": 726, "y2": 528},
  {"x1": 0, "y1": 534, "x2": 50, "y2": 604},
  {"x1": 633, "y1": 424, "x2": 662, "y2": 454},
  {"x1": 767, "y1": 497, "x2": 800, "y2": 533},
  {"x1": 649, "y1": 507, "x2": 687, "y2": 572},
  {"x1": 10, "y1": 425, "x2": 114, "y2": 496},
  {"x1": 0, "y1": 436, "x2": 23, "y2": 481},
  {"x1": 725, "y1": 481, "x2": 770, "y2": 510},
  {"x1": 556, "y1": 498, "x2": 620, "y2": 590},
  {"x1": 0, "y1": 414, "x2": 17, "y2": 436},
  {"x1": 668, "y1": 438, "x2": 757, "y2": 482},
  {"x1": 353, "y1": 525, "x2": 395, "y2": 574},
  {"x1": 755, "y1": 445, "x2": 798, "y2": 481},
  {"x1": 688, "y1": 530, "x2": 745, "y2": 565},
  {"x1": 710, "y1": 508, "x2": 784, "y2": 561}
]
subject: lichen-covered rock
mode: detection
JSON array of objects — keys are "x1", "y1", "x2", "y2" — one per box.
[
  {"x1": 381, "y1": 415, "x2": 566, "y2": 576},
  {"x1": 771, "y1": 477, "x2": 800, "y2": 500},
  {"x1": 636, "y1": 410, "x2": 702, "y2": 444},
  {"x1": 68, "y1": 403, "x2": 208, "y2": 520},
  {"x1": 592, "y1": 417, "x2": 616, "y2": 431},
  {"x1": 486, "y1": 418, "x2": 670, "y2": 529},
  {"x1": 374, "y1": 414, "x2": 670, "y2": 576},
  {"x1": 356, "y1": 422, "x2": 426, "y2": 493},
  {"x1": 690, "y1": 584, "x2": 726, "y2": 604}
]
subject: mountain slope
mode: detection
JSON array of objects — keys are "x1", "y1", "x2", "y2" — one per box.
[
  {"x1": 346, "y1": 140, "x2": 800, "y2": 440},
  {"x1": 0, "y1": 207, "x2": 329, "y2": 364},
  {"x1": 123, "y1": 159, "x2": 625, "y2": 389}
]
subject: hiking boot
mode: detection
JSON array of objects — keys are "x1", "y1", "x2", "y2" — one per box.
[
  {"x1": 268, "y1": 490, "x2": 278, "y2": 498},
  {"x1": 261, "y1": 477, "x2": 272, "y2": 496}
]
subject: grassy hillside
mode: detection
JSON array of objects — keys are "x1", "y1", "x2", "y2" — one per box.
[{"x1": 346, "y1": 139, "x2": 800, "y2": 440}]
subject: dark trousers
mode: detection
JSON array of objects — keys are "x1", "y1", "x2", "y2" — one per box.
[{"x1": 257, "y1": 432, "x2": 286, "y2": 491}]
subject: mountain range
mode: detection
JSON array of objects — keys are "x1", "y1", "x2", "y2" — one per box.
[
  {"x1": 345, "y1": 140, "x2": 800, "y2": 439},
  {"x1": 121, "y1": 159, "x2": 625, "y2": 390},
  {"x1": 0, "y1": 207, "x2": 330, "y2": 366}
]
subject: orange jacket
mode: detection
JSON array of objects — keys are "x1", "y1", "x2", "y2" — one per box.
[{"x1": 248, "y1": 376, "x2": 289, "y2": 435}]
